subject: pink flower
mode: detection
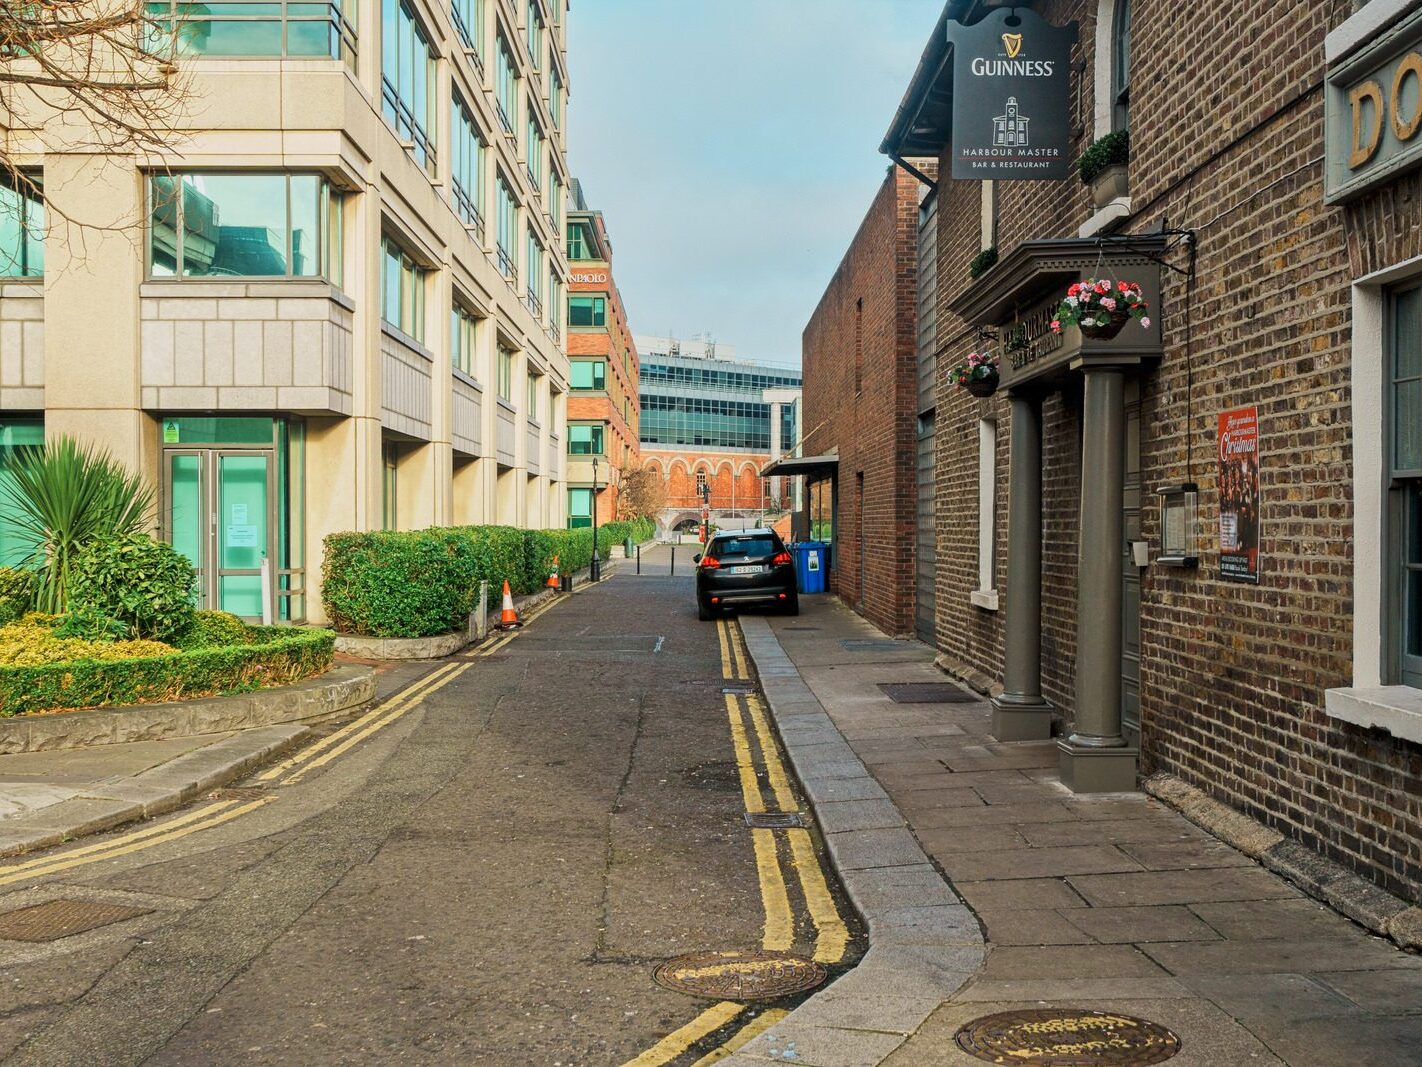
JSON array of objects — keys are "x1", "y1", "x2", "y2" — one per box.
[
  {"x1": 1141, "y1": 317, "x2": 1151, "y2": 328},
  {"x1": 1102, "y1": 297, "x2": 1117, "y2": 311},
  {"x1": 1050, "y1": 319, "x2": 1062, "y2": 333},
  {"x1": 1095, "y1": 281, "x2": 1110, "y2": 294},
  {"x1": 1118, "y1": 281, "x2": 1130, "y2": 293}
]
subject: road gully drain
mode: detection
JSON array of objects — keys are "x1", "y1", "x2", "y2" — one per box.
[
  {"x1": 878, "y1": 682, "x2": 978, "y2": 704},
  {"x1": 0, "y1": 900, "x2": 151, "y2": 942},
  {"x1": 954, "y1": 1009, "x2": 1181, "y2": 1066},
  {"x1": 654, "y1": 951, "x2": 826, "y2": 1002},
  {"x1": 743, "y1": 811, "x2": 805, "y2": 829}
]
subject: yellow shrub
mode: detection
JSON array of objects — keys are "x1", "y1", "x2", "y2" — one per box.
[{"x1": 0, "y1": 620, "x2": 174, "y2": 666}]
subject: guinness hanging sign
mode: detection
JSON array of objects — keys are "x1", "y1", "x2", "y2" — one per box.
[{"x1": 948, "y1": 9, "x2": 1077, "y2": 181}]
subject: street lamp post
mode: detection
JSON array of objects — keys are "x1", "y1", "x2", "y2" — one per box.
[{"x1": 590, "y1": 456, "x2": 601, "y2": 582}]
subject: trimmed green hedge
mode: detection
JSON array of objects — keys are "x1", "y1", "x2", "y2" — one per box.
[
  {"x1": 0, "y1": 626, "x2": 334, "y2": 717},
  {"x1": 323, "y1": 519, "x2": 659, "y2": 639}
]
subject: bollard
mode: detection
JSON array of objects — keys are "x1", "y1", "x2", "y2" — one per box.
[
  {"x1": 636, "y1": 543, "x2": 641, "y2": 575},
  {"x1": 470, "y1": 579, "x2": 489, "y2": 640},
  {"x1": 560, "y1": 573, "x2": 572, "y2": 593},
  {"x1": 670, "y1": 545, "x2": 675, "y2": 576}
]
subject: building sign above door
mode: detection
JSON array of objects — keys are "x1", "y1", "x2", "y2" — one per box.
[
  {"x1": 948, "y1": 9, "x2": 1077, "y2": 181},
  {"x1": 1325, "y1": 6, "x2": 1422, "y2": 202}
]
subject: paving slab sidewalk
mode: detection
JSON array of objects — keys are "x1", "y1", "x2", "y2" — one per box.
[{"x1": 730, "y1": 597, "x2": 1422, "y2": 1067}]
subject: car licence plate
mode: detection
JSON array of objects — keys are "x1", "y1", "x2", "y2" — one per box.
[{"x1": 727, "y1": 565, "x2": 763, "y2": 575}]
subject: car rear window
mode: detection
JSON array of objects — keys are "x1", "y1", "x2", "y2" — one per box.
[{"x1": 713, "y1": 536, "x2": 779, "y2": 558}]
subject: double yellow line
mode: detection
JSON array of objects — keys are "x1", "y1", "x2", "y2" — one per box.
[{"x1": 626, "y1": 619, "x2": 846, "y2": 1067}]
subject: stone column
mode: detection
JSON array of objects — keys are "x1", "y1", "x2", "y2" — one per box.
[
  {"x1": 1058, "y1": 365, "x2": 1138, "y2": 792},
  {"x1": 992, "y1": 392, "x2": 1054, "y2": 741}
]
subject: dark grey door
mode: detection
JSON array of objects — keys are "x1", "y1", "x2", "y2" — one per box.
[{"x1": 1121, "y1": 383, "x2": 1142, "y2": 743}]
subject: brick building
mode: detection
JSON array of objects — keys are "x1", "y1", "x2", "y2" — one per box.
[
  {"x1": 796, "y1": 167, "x2": 927, "y2": 637},
  {"x1": 566, "y1": 183, "x2": 639, "y2": 527},
  {"x1": 867, "y1": 0, "x2": 1422, "y2": 904}
]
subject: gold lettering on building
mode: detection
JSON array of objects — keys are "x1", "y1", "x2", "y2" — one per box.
[
  {"x1": 1392, "y1": 52, "x2": 1422, "y2": 142},
  {"x1": 1350, "y1": 79, "x2": 1385, "y2": 169}
]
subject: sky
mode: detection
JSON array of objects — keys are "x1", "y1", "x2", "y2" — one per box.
[{"x1": 566, "y1": 0, "x2": 941, "y2": 367}]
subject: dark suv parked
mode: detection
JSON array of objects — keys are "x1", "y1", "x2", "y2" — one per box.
[{"x1": 694, "y1": 529, "x2": 798, "y2": 620}]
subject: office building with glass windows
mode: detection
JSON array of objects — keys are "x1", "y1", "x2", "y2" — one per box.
[
  {"x1": 636, "y1": 336, "x2": 801, "y2": 527},
  {"x1": 564, "y1": 182, "x2": 640, "y2": 528},
  {"x1": 1, "y1": 0, "x2": 571, "y2": 622}
]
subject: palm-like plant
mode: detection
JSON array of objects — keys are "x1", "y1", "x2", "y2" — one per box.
[{"x1": 0, "y1": 436, "x2": 154, "y2": 613}]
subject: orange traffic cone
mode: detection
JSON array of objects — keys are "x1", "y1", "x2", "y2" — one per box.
[
  {"x1": 498, "y1": 579, "x2": 521, "y2": 629},
  {"x1": 547, "y1": 554, "x2": 560, "y2": 589}
]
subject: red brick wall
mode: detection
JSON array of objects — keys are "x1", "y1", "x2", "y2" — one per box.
[
  {"x1": 925, "y1": 0, "x2": 1422, "y2": 899},
  {"x1": 801, "y1": 166, "x2": 922, "y2": 636},
  {"x1": 642, "y1": 449, "x2": 787, "y2": 515}
]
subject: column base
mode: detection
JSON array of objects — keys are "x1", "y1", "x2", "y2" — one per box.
[
  {"x1": 1057, "y1": 738, "x2": 1139, "y2": 793},
  {"x1": 990, "y1": 696, "x2": 1055, "y2": 742}
]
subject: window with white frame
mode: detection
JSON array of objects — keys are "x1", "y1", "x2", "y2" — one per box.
[
  {"x1": 975, "y1": 418, "x2": 997, "y2": 604},
  {"x1": 497, "y1": 344, "x2": 514, "y2": 401},
  {"x1": 451, "y1": 0, "x2": 481, "y2": 54},
  {"x1": 525, "y1": 226, "x2": 543, "y2": 316},
  {"x1": 1390, "y1": 282, "x2": 1422, "y2": 687},
  {"x1": 525, "y1": 0, "x2": 541, "y2": 68},
  {"x1": 1112, "y1": 0, "x2": 1132, "y2": 132},
  {"x1": 381, "y1": 236, "x2": 425, "y2": 342},
  {"x1": 525, "y1": 111, "x2": 543, "y2": 188}
]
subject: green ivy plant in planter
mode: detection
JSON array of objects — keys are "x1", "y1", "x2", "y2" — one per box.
[
  {"x1": 968, "y1": 246, "x2": 999, "y2": 279},
  {"x1": 1079, "y1": 129, "x2": 1130, "y2": 209}
]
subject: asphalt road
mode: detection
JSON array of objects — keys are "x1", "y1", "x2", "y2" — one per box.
[{"x1": 0, "y1": 553, "x2": 858, "y2": 1065}]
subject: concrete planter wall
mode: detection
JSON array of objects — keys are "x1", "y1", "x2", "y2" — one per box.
[
  {"x1": 0, "y1": 664, "x2": 375, "y2": 754},
  {"x1": 335, "y1": 630, "x2": 471, "y2": 660}
]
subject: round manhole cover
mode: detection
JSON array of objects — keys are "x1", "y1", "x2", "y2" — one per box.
[
  {"x1": 654, "y1": 951, "x2": 826, "y2": 1002},
  {"x1": 955, "y1": 1009, "x2": 1181, "y2": 1066}
]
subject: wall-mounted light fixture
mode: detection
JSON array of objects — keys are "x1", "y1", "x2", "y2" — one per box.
[{"x1": 1156, "y1": 483, "x2": 1199, "y2": 568}]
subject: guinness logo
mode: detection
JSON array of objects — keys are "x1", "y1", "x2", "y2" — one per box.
[{"x1": 1002, "y1": 32, "x2": 1023, "y2": 58}]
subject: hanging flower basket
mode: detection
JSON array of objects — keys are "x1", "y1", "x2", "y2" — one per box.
[
  {"x1": 952, "y1": 352, "x2": 1000, "y2": 398},
  {"x1": 1050, "y1": 279, "x2": 1150, "y2": 341}
]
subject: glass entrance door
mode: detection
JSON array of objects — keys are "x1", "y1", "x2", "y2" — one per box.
[{"x1": 165, "y1": 449, "x2": 274, "y2": 620}]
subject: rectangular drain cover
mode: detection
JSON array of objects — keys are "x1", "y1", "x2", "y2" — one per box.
[
  {"x1": 841, "y1": 639, "x2": 909, "y2": 653},
  {"x1": 878, "y1": 682, "x2": 979, "y2": 704},
  {"x1": 744, "y1": 811, "x2": 806, "y2": 829},
  {"x1": 721, "y1": 686, "x2": 754, "y2": 695},
  {"x1": 0, "y1": 899, "x2": 151, "y2": 942}
]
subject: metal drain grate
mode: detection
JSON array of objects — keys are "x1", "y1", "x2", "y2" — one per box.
[
  {"x1": 654, "y1": 950, "x2": 826, "y2": 1002},
  {"x1": 878, "y1": 682, "x2": 979, "y2": 704},
  {"x1": 206, "y1": 786, "x2": 272, "y2": 803},
  {"x1": 721, "y1": 686, "x2": 754, "y2": 696},
  {"x1": 840, "y1": 639, "x2": 909, "y2": 653},
  {"x1": 743, "y1": 811, "x2": 806, "y2": 829},
  {"x1": 955, "y1": 1009, "x2": 1181, "y2": 1065},
  {"x1": 0, "y1": 899, "x2": 151, "y2": 942}
]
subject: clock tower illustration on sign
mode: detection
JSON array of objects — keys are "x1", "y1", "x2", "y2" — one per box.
[{"x1": 993, "y1": 97, "x2": 1030, "y2": 148}]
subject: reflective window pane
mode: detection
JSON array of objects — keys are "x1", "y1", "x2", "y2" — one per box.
[
  {"x1": 181, "y1": 174, "x2": 288, "y2": 276},
  {"x1": 289, "y1": 175, "x2": 319, "y2": 276}
]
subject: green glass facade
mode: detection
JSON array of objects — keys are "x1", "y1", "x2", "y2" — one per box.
[{"x1": 638, "y1": 353, "x2": 800, "y2": 451}]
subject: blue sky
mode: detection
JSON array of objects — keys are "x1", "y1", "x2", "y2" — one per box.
[{"x1": 566, "y1": 1, "x2": 940, "y2": 366}]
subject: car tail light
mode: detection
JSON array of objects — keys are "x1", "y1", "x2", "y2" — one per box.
[
  {"x1": 700, "y1": 556, "x2": 720, "y2": 569},
  {"x1": 772, "y1": 551, "x2": 792, "y2": 566},
  {"x1": 711, "y1": 596, "x2": 720, "y2": 604}
]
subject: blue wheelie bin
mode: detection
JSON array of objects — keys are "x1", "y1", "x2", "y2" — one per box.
[{"x1": 793, "y1": 541, "x2": 828, "y2": 594}]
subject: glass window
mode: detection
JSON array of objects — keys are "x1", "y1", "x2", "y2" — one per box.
[
  {"x1": 1391, "y1": 283, "x2": 1422, "y2": 687},
  {"x1": 570, "y1": 359, "x2": 605, "y2": 391},
  {"x1": 549, "y1": 173, "x2": 562, "y2": 230},
  {"x1": 711, "y1": 535, "x2": 779, "y2": 559},
  {"x1": 1112, "y1": 0, "x2": 1131, "y2": 131},
  {"x1": 148, "y1": 0, "x2": 357, "y2": 63},
  {"x1": 497, "y1": 345, "x2": 514, "y2": 401},
  {"x1": 566, "y1": 220, "x2": 592, "y2": 260},
  {"x1": 0, "y1": 419, "x2": 44, "y2": 567},
  {"x1": 569, "y1": 295, "x2": 605, "y2": 327},
  {"x1": 550, "y1": 67, "x2": 562, "y2": 130},
  {"x1": 548, "y1": 271, "x2": 561, "y2": 339},
  {"x1": 451, "y1": 301, "x2": 478, "y2": 375},
  {"x1": 149, "y1": 173, "x2": 341, "y2": 281},
  {"x1": 0, "y1": 176, "x2": 43, "y2": 278},
  {"x1": 452, "y1": 94, "x2": 486, "y2": 233},
  {"x1": 495, "y1": 33, "x2": 517, "y2": 134},
  {"x1": 525, "y1": 111, "x2": 543, "y2": 187},
  {"x1": 450, "y1": 0, "x2": 481, "y2": 52},
  {"x1": 527, "y1": 371, "x2": 539, "y2": 421},
  {"x1": 568, "y1": 487, "x2": 592, "y2": 529},
  {"x1": 525, "y1": 226, "x2": 543, "y2": 315},
  {"x1": 381, "y1": 0, "x2": 436, "y2": 172},
  {"x1": 568, "y1": 423, "x2": 604, "y2": 455},
  {"x1": 526, "y1": 0, "x2": 541, "y2": 67},
  {"x1": 496, "y1": 175, "x2": 517, "y2": 279},
  {"x1": 381, "y1": 236, "x2": 425, "y2": 341},
  {"x1": 382, "y1": 440, "x2": 399, "y2": 530}
]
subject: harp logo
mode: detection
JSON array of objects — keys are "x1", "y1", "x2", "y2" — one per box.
[{"x1": 1002, "y1": 32, "x2": 1024, "y2": 58}]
